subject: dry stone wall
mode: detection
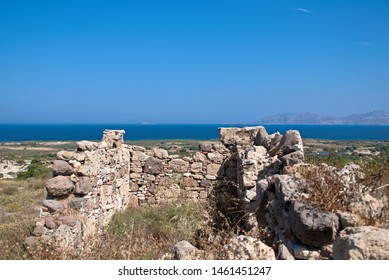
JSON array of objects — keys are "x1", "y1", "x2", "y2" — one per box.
[{"x1": 27, "y1": 126, "x2": 388, "y2": 260}]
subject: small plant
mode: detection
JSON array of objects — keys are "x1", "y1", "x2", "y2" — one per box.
[{"x1": 17, "y1": 160, "x2": 50, "y2": 179}]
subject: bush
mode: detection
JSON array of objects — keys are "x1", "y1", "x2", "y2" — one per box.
[{"x1": 17, "y1": 160, "x2": 50, "y2": 179}]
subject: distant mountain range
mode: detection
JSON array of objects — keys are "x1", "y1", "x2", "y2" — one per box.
[{"x1": 259, "y1": 111, "x2": 389, "y2": 125}]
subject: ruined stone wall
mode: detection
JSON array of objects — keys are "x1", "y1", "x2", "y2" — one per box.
[{"x1": 28, "y1": 129, "x2": 232, "y2": 251}]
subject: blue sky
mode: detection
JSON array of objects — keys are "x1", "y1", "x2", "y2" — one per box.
[{"x1": 1, "y1": 0, "x2": 388, "y2": 123}]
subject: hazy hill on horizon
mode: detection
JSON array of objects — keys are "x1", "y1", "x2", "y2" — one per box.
[{"x1": 260, "y1": 111, "x2": 389, "y2": 125}]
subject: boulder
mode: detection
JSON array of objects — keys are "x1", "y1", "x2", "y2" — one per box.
[
  {"x1": 219, "y1": 126, "x2": 268, "y2": 148},
  {"x1": 333, "y1": 226, "x2": 389, "y2": 260},
  {"x1": 280, "y1": 151, "x2": 304, "y2": 166},
  {"x1": 74, "y1": 176, "x2": 92, "y2": 196},
  {"x1": 224, "y1": 235, "x2": 275, "y2": 260},
  {"x1": 272, "y1": 175, "x2": 303, "y2": 206},
  {"x1": 190, "y1": 162, "x2": 203, "y2": 173},
  {"x1": 56, "y1": 215, "x2": 77, "y2": 227},
  {"x1": 46, "y1": 176, "x2": 74, "y2": 197},
  {"x1": 193, "y1": 152, "x2": 207, "y2": 162},
  {"x1": 56, "y1": 151, "x2": 74, "y2": 161},
  {"x1": 289, "y1": 201, "x2": 339, "y2": 247},
  {"x1": 52, "y1": 160, "x2": 73, "y2": 176},
  {"x1": 153, "y1": 148, "x2": 168, "y2": 159},
  {"x1": 43, "y1": 199, "x2": 64, "y2": 213},
  {"x1": 269, "y1": 130, "x2": 303, "y2": 157},
  {"x1": 173, "y1": 241, "x2": 201, "y2": 260},
  {"x1": 76, "y1": 140, "x2": 98, "y2": 151},
  {"x1": 144, "y1": 157, "x2": 164, "y2": 175},
  {"x1": 199, "y1": 143, "x2": 212, "y2": 153}
]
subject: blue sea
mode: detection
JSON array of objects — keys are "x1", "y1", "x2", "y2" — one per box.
[{"x1": 0, "y1": 124, "x2": 388, "y2": 141}]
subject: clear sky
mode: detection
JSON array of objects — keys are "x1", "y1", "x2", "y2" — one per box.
[{"x1": 1, "y1": 0, "x2": 388, "y2": 124}]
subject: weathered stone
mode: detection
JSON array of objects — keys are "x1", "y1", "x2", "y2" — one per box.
[
  {"x1": 219, "y1": 126, "x2": 268, "y2": 148},
  {"x1": 73, "y1": 152, "x2": 86, "y2": 162},
  {"x1": 56, "y1": 151, "x2": 74, "y2": 161},
  {"x1": 207, "y1": 152, "x2": 224, "y2": 163},
  {"x1": 153, "y1": 148, "x2": 168, "y2": 159},
  {"x1": 277, "y1": 244, "x2": 295, "y2": 260},
  {"x1": 43, "y1": 199, "x2": 64, "y2": 213},
  {"x1": 349, "y1": 193, "x2": 384, "y2": 222},
  {"x1": 132, "y1": 145, "x2": 146, "y2": 152},
  {"x1": 336, "y1": 211, "x2": 361, "y2": 229},
  {"x1": 52, "y1": 160, "x2": 73, "y2": 176},
  {"x1": 173, "y1": 241, "x2": 201, "y2": 260},
  {"x1": 74, "y1": 176, "x2": 92, "y2": 196},
  {"x1": 268, "y1": 133, "x2": 282, "y2": 151},
  {"x1": 199, "y1": 179, "x2": 212, "y2": 188},
  {"x1": 56, "y1": 215, "x2": 77, "y2": 227},
  {"x1": 169, "y1": 159, "x2": 189, "y2": 173},
  {"x1": 272, "y1": 175, "x2": 303, "y2": 206},
  {"x1": 193, "y1": 152, "x2": 207, "y2": 162},
  {"x1": 129, "y1": 181, "x2": 139, "y2": 192},
  {"x1": 102, "y1": 129, "x2": 125, "y2": 148},
  {"x1": 190, "y1": 162, "x2": 203, "y2": 173},
  {"x1": 289, "y1": 201, "x2": 339, "y2": 247},
  {"x1": 144, "y1": 157, "x2": 164, "y2": 175},
  {"x1": 77, "y1": 166, "x2": 92, "y2": 176},
  {"x1": 333, "y1": 226, "x2": 389, "y2": 260},
  {"x1": 291, "y1": 242, "x2": 321, "y2": 260},
  {"x1": 46, "y1": 176, "x2": 74, "y2": 197},
  {"x1": 254, "y1": 126, "x2": 269, "y2": 147},
  {"x1": 69, "y1": 197, "x2": 85, "y2": 210},
  {"x1": 224, "y1": 235, "x2": 275, "y2": 260},
  {"x1": 269, "y1": 130, "x2": 303, "y2": 157},
  {"x1": 207, "y1": 163, "x2": 220, "y2": 177},
  {"x1": 132, "y1": 151, "x2": 149, "y2": 161},
  {"x1": 280, "y1": 151, "x2": 304, "y2": 166},
  {"x1": 199, "y1": 143, "x2": 212, "y2": 153},
  {"x1": 76, "y1": 140, "x2": 98, "y2": 151},
  {"x1": 183, "y1": 177, "x2": 198, "y2": 188}
]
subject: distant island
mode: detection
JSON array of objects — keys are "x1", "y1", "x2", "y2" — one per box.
[{"x1": 259, "y1": 110, "x2": 389, "y2": 125}]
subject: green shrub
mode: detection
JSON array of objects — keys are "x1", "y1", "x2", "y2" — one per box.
[{"x1": 17, "y1": 160, "x2": 50, "y2": 179}]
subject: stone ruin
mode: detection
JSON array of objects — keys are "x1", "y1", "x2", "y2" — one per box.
[{"x1": 26, "y1": 127, "x2": 388, "y2": 260}]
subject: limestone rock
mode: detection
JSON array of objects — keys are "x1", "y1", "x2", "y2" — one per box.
[
  {"x1": 132, "y1": 151, "x2": 149, "y2": 162},
  {"x1": 144, "y1": 157, "x2": 164, "y2": 175},
  {"x1": 45, "y1": 219, "x2": 57, "y2": 229},
  {"x1": 173, "y1": 241, "x2": 201, "y2": 260},
  {"x1": 46, "y1": 176, "x2": 74, "y2": 197},
  {"x1": 207, "y1": 152, "x2": 224, "y2": 163},
  {"x1": 74, "y1": 176, "x2": 92, "y2": 196},
  {"x1": 52, "y1": 160, "x2": 73, "y2": 176},
  {"x1": 272, "y1": 175, "x2": 303, "y2": 206},
  {"x1": 336, "y1": 211, "x2": 361, "y2": 229},
  {"x1": 190, "y1": 162, "x2": 203, "y2": 173},
  {"x1": 169, "y1": 159, "x2": 189, "y2": 173},
  {"x1": 280, "y1": 151, "x2": 304, "y2": 166},
  {"x1": 333, "y1": 226, "x2": 389, "y2": 260},
  {"x1": 206, "y1": 163, "x2": 220, "y2": 177},
  {"x1": 56, "y1": 151, "x2": 74, "y2": 161},
  {"x1": 76, "y1": 140, "x2": 98, "y2": 151},
  {"x1": 269, "y1": 130, "x2": 303, "y2": 157},
  {"x1": 224, "y1": 235, "x2": 275, "y2": 260},
  {"x1": 192, "y1": 152, "x2": 207, "y2": 162},
  {"x1": 43, "y1": 199, "x2": 64, "y2": 213},
  {"x1": 199, "y1": 143, "x2": 212, "y2": 153},
  {"x1": 153, "y1": 148, "x2": 168, "y2": 159},
  {"x1": 102, "y1": 129, "x2": 125, "y2": 148},
  {"x1": 219, "y1": 126, "x2": 268, "y2": 148},
  {"x1": 289, "y1": 201, "x2": 339, "y2": 247}
]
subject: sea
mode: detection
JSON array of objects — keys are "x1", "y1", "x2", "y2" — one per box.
[{"x1": 0, "y1": 124, "x2": 388, "y2": 142}]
